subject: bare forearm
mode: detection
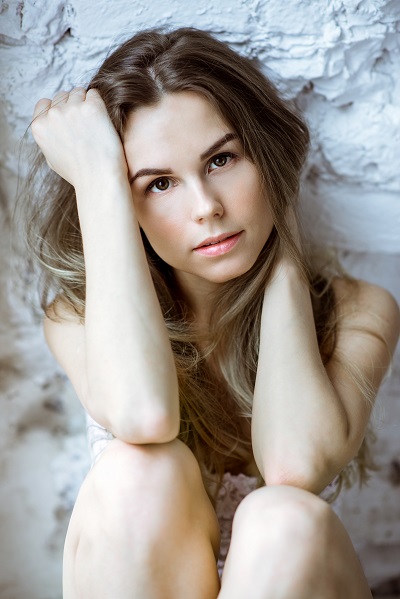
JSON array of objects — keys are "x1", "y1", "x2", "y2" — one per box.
[
  {"x1": 252, "y1": 263, "x2": 348, "y2": 493},
  {"x1": 76, "y1": 175, "x2": 179, "y2": 442},
  {"x1": 31, "y1": 89, "x2": 179, "y2": 442}
]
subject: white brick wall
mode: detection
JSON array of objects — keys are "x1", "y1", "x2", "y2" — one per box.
[{"x1": 0, "y1": 1, "x2": 399, "y2": 596}]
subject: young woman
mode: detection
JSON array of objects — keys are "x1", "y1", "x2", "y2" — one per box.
[{"x1": 28, "y1": 27, "x2": 399, "y2": 599}]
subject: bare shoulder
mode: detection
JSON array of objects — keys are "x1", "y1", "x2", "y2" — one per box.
[
  {"x1": 43, "y1": 297, "x2": 83, "y2": 342},
  {"x1": 44, "y1": 295, "x2": 83, "y2": 325},
  {"x1": 331, "y1": 276, "x2": 400, "y2": 356},
  {"x1": 325, "y1": 277, "x2": 399, "y2": 446},
  {"x1": 43, "y1": 297, "x2": 87, "y2": 400}
]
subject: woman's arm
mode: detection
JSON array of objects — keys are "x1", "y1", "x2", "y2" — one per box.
[
  {"x1": 33, "y1": 89, "x2": 180, "y2": 444},
  {"x1": 252, "y1": 257, "x2": 400, "y2": 495}
]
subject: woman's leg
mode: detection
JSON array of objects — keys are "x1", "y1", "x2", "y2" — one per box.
[
  {"x1": 63, "y1": 438, "x2": 220, "y2": 599},
  {"x1": 218, "y1": 485, "x2": 372, "y2": 599}
]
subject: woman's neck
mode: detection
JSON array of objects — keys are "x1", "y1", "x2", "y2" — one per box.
[{"x1": 173, "y1": 270, "x2": 220, "y2": 331}]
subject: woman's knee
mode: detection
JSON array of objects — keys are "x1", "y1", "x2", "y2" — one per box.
[
  {"x1": 221, "y1": 486, "x2": 370, "y2": 598},
  {"x1": 69, "y1": 438, "x2": 219, "y2": 549},
  {"x1": 222, "y1": 486, "x2": 336, "y2": 591},
  {"x1": 94, "y1": 437, "x2": 201, "y2": 497},
  {"x1": 232, "y1": 484, "x2": 334, "y2": 552}
]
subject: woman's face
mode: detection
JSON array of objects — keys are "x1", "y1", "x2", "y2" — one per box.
[{"x1": 124, "y1": 92, "x2": 274, "y2": 296}]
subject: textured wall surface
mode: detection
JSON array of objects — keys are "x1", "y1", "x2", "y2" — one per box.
[{"x1": 0, "y1": 0, "x2": 399, "y2": 597}]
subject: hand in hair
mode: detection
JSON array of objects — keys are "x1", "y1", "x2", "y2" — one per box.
[{"x1": 31, "y1": 88, "x2": 128, "y2": 190}]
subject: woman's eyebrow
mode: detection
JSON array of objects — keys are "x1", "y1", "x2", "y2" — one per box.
[
  {"x1": 129, "y1": 168, "x2": 173, "y2": 185},
  {"x1": 129, "y1": 132, "x2": 238, "y2": 184},
  {"x1": 199, "y1": 132, "x2": 238, "y2": 160}
]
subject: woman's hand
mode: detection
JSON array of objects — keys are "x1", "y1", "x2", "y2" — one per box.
[{"x1": 31, "y1": 88, "x2": 128, "y2": 190}]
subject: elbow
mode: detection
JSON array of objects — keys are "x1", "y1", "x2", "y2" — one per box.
[
  {"x1": 88, "y1": 396, "x2": 180, "y2": 445},
  {"x1": 259, "y1": 451, "x2": 342, "y2": 495},
  {"x1": 258, "y1": 416, "x2": 359, "y2": 493},
  {"x1": 262, "y1": 464, "x2": 320, "y2": 492},
  {"x1": 111, "y1": 403, "x2": 180, "y2": 444}
]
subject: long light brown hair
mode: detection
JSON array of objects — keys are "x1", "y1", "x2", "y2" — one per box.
[{"x1": 26, "y1": 27, "x2": 375, "y2": 496}]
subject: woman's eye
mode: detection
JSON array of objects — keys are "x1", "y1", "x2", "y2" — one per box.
[
  {"x1": 209, "y1": 152, "x2": 234, "y2": 171},
  {"x1": 148, "y1": 177, "x2": 171, "y2": 193}
]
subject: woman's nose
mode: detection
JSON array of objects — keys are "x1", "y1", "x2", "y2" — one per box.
[{"x1": 190, "y1": 181, "x2": 224, "y2": 222}]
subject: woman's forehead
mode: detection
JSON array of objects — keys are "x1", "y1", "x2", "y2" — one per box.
[
  {"x1": 125, "y1": 92, "x2": 228, "y2": 136},
  {"x1": 123, "y1": 92, "x2": 235, "y2": 169}
]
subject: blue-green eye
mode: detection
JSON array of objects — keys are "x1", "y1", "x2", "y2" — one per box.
[
  {"x1": 148, "y1": 177, "x2": 172, "y2": 193},
  {"x1": 209, "y1": 152, "x2": 235, "y2": 171}
]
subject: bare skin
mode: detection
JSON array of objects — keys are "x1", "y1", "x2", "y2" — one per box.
[
  {"x1": 31, "y1": 87, "x2": 400, "y2": 598},
  {"x1": 62, "y1": 439, "x2": 373, "y2": 599}
]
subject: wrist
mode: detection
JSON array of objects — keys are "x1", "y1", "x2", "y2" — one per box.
[
  {"x1": 74, "y1": 167, "x2": 131, "y2": 198},
  {"x1": 269, "y1": 256, "x2": 303, "y2": 285},
  {"x1": 74, "y1": 172, "x2": 137, "y2": 236},
  {"x1": 264, "y1": 258, "x2": 311, "y2": 309}
]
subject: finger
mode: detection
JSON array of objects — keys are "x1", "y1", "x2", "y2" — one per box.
[
  {"x1": 51, "y1": 90, "x2": 69, "y2": 107},
  {"x1": 67, "y1": 87, "x2": 87, "y2": 104},
  {"x1": 86, "y1": 88, "x2": 104, "y2": 105},
  {"x1": 33, "y1": 97, "x2": 51, "y2": 120}
]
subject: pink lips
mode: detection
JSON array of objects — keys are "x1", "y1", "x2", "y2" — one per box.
[{"x1": 193, "y1": 231, "x2": 243, "y2": 256}]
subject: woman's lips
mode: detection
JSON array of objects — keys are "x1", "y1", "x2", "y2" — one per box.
[{"x1": 193, "y1": 231, "x2": 243, "y2": 256}]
